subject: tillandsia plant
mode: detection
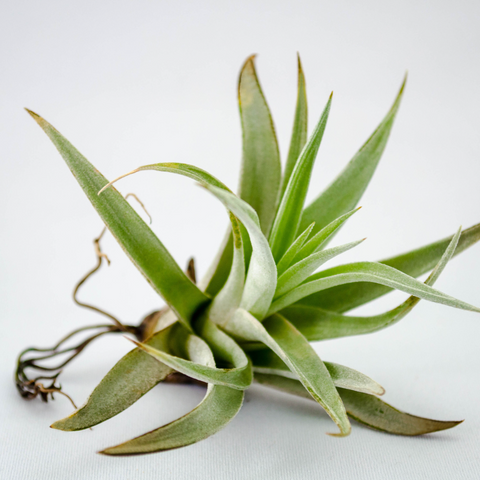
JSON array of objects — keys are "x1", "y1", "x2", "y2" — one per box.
[{"x1": 17, "y1": 54, "x2": 480, "y2": 456}]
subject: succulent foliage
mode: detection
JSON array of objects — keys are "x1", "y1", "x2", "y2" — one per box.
[{"x1": 24, "y1": 55, "x2": 480, "y2": 455}]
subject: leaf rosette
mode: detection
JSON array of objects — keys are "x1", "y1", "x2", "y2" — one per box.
[{"x1": 21, "y1": 54, "x2": 480, "y2": 455}]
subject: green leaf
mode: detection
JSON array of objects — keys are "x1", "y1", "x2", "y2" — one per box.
[
  {"x1": 280, "y1": 53, "x2": 308, "y2": 199},
  {"x1": 204, "y1": 186, "x2": 277, "y2": 320},
  {"x1": 285, "y1": 227, "x2": 462, "y2": 341},
  {"x1": 269, "y1": 261, "x2": 480, "y2": 315},
  {"x1": 51, "y1": 325, "x2": 176, "y2": 431},
  {"x1": 133, "y1": 321, "x2": 251, "y2": 390},
  {"x1": 255, "y1": 374, "x2": 461, "y2": 435},
  {"x1": 100, "y1": 331, "x2": 244, "y2": 455},
  {"x1": 298, "y1": 223, "x2": 480, "y2": 312},
  {"x1": 275, "y1": 238, "x2": 365, "y2": 298},
  {"x1": 225, "y1": 309, "x2": 351, "y2": 436},
  {"x1": 269, "y1": 95, "x2": 332, "y2": 262},
  {"x1": 276, "y1": 222, "x2": 315, "y2": 277},
  {"x1": 250, "y1": 349, "x2": 384, "y2": 395},
  {"x1": 293, "y1": 208, "x2": 361, "y2": 263},
  {"x1": 99, "y1": 162, "x2": 246, "y2": 325},
  {"x1": 208, "y1": 215, "x2": 245, "y2": 325},
  {"x1": 27, "y1": 111, "x2": 209, "y2": 329},
  {"x1": 238, "y1": 55, "x2": 281, "y2": 235},
  {"x1": 299, "y1": 76, "x2": 406, "y2": 236}
]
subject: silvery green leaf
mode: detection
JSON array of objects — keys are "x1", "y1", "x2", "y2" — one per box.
[
  {"x1": 203, "y1": 185, "x2": 277, "y2": 320},
  {"x1": 298, "y1": 223, "x2": 480, "y2": 312},
  {"x1": 225, "y1": 309, "x2": 351, "y2": 436},
  {"x1": 99, "y1": 162, "x2": 246, "y2": 326},
  {"x1": 27, "y1": 111, "x2": 209, "y2": 329},
  {"x1": 269, "y1": 261, "x2": 480, "y2": 315},
  {"x1": 133, "y1": 321, "x2": 251, "y2": 390},
  {"x1": 254, "y1": 374, "x2": 461, "y2": 435},
  {"x1": 52, "y1": 325, "x2": 176, "y2": 431},
  {"x1": 269, "y1": 95, "x2": 332, "y2": 261},
  {"x1": 284, "y1": 228, "x2": 462, "y2": 341},
  {"x1": 238, "y1": 55, "x2": 281, "y2": 235},
  {"x1": 280, "y1": 53, "x2": 308, "y2": 200},
  {"x1": 250, "y1": 349, "x2": 384, "y2": 396},
  {"x1": 276, "y1": 222, "x2": 315, "y2": 277},
  {"x1": 299, "y1": 76, "x2": 406, "y2": 235},
  {"x1": 275, "y1": 238, "x2": 365, "y2": 298},
  {"x1": 293, "y1": 207, "x2": 361, "y2": 263},
  {"x1": 100, "y1": 332, "x2": 243, "y2": 455}
]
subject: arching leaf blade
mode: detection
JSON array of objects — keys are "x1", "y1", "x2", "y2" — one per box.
[
  {"x1": 255, "y1": 374, "x2": 461, "y2": 435},
  {"x1": 27, "y1": 111, "x2": 208, "y2": 328},
  {"x1": 203, "y1": 185, "x2": 277, "y2": 320},
  {"x1": 133, "y1": 322, "x2": 251, "y2": 390},
  {"x1": 100, "y1": 331, "x2": 244, "y2": 455},
  {"x1": 100, "y1": 162, "x2": 246, "y2": 325},
  {"x1": 298, "y1": 223, "x2": 480, "y2": 312},
  {"x1": 238, "y1": 55, "x2": 281, "y2": 235},
  {"x1": 250, "y1": 349, "x2": 384, "y2": 396},
  {"x1": 225, "y1": 309, "x2": 351, "y2": 436},
  {"x1": 269, "y1": 261, "x2": 480, "y2": 315},
  {"x1": 275, "y1": 238, "x2": 365, "y2": 298},
  {"x1": 299, "y1": 76, "x2": 406, "y2": 235},
  {"x1": 285, "y1": 227, "x2": 462, "y2": 341},
  {"x1": 52, "y1": 325, "x2": 175, "y2": 431}
]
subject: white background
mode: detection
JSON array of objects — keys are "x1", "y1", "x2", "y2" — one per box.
[{"x1": 1, "y1": 1, "x2": 480, "y2": 478}]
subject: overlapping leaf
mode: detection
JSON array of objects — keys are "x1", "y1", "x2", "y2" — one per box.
[
  {"x1": 269, "y1": 261, "x2": 480, "y2": 315},
  {"x1": 255, "y1": 374, "x2": 461, "y2": 435},
  {"x1": 225, "y1": 309, "x2": 351, "y2": 436},
  {"x1": 132, "y1": 321, "x2": 251, "y2": 389},
  {"x1": 284, "y1": 227, "x2": 462, "y2": 341},
  {"x1": 269, "y1": 95, "x2": 332, "y2": 261},
  {"x1": 297, "y1": 223, "x2": 480, "y2": 312},
  {"x1": 299, "y1": 76, "x2": 406, "y2": 235},
  {"x1": 52, "y1": 325, "x2": 175, "y2": 431},
  {"x1": 101, "y1": 331, "x2": 243, "y2": 455},
  {"x1": 276, "y1": 222, "x2": 315, "y2": 276},
  {"x1": 250, "y1": 349, "x2": 384, "y2": 395},
  {"x1": 275, "y1": 238, "x2": 365, "y2": 298},
  {"x1": 27, "y1": 111, "x2": 208, "y2": 329}
]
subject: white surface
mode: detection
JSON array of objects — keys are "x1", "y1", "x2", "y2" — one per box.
[{"x1": 1, "y1": 1, "x2": 480, "y2": 478}]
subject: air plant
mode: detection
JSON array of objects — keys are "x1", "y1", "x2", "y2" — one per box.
[{"x1": 17, "y1": 55, "x2": 480, "y2": 456}]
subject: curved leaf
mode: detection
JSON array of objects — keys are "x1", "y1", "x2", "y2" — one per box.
[
  {"x1": 275, "y1": 238, "x2": 365, "y2": 298},
  {"x1": 99, "y1": 162, "x2": 246, "y2": 325},
  {"x1": 250, "y1": 349, "x2": 384, "y2": 395},
  {"x1": 280, "y1": 53, "x2": 308, "y2": 199},
  {"x1": 255, "y1": 374, "x2": 461, "y2": 435},
  {"x1": 101, "y1": 332, "x2": 243, "y2": 455},
  {"x1": 204, "y1": 186, "x2": 277, "y2": 320},
  {"x1": 299, "y1": 76, "x2": 406, "y2": 235},
  {"x1": 27, "y1": 111, "x2": 208, "y2": 329},
  {"x1": 298, "y1": 223, "x2": 480, "y2": 312},
  {"x1": 276, "y1": 222, "x2": 315, "y2": 277},
  {"x1": 133, "y1": 321, "x2": 251, "y2": 390},
  {"x1": 269, "y1": 261, "x2": 480, "y2": 315},
  {"x1": 269, "y1": 95, "x2": 332, "y2": 261},
  {"x1": 285, "y1": 227, "x2": 462, "y2": 340},
  {"x1": 52, "y1": 325, "x2": 175, "y2": 431},
  {"x1": 238, "y1": 55, "x2": 281, "y2": 235},
  {"x1": 225, "y1": 309, "x2": 351, "y2": 436}
]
